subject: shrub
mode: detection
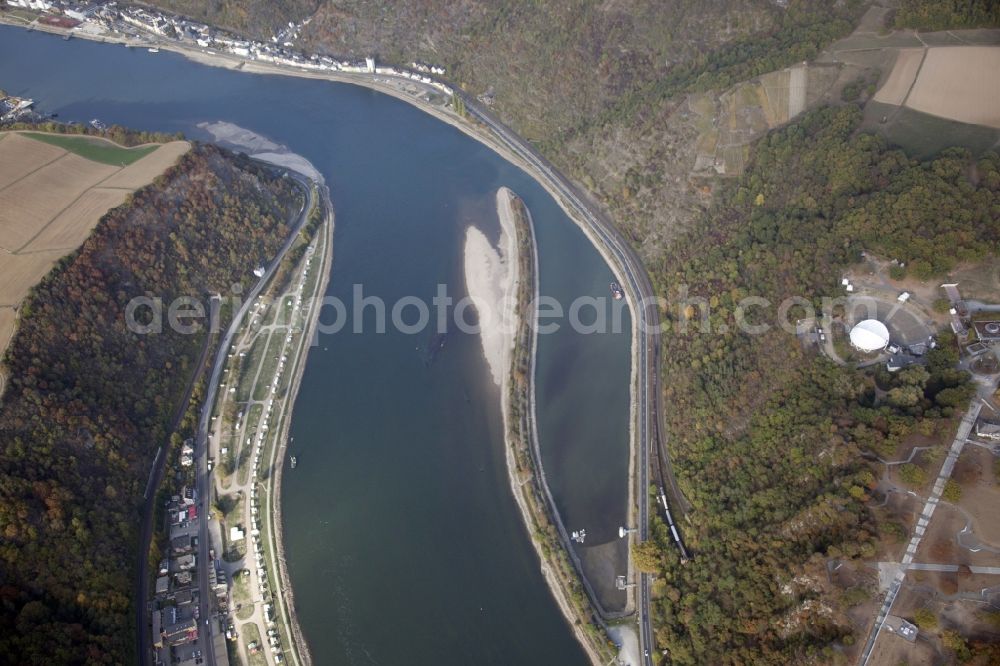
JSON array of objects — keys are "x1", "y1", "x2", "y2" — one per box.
[
  {"x1": 899, "y1": 463, "x2": 927, "y2": 487},
  {"x1": 913, "y1": 607, "x2": 937, "y2": 630},
  {"x1": 883, "y1": 522, "x2": 907, "y2": 543},
  {"x1": 941, "y1": 629, "x2": 972, "y2": 661}
]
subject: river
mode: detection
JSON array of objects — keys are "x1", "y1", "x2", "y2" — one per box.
[{"x1": 0, "y1": 25, "x2": 631, "y2": 664}]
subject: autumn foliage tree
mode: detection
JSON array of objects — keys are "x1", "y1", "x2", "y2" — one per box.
[
  {"x1": 0, "y1": 145, "x2": 302, "y2": 663},
  {"x1": 647, "y1": 106, "x2": 997, "y2": 664}
]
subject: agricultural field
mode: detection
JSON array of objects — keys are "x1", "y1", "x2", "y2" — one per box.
[
  {"x1": 689, "y1": 61, "x2": 841, "y2": 177},
  {"x1": 21, "y1": 188, "x2": 130, "y2": 253},
  {"x1": 0, "y1": 131, "x2": 189, "y2": 360},
  {"x1": 100, "y1": 140, "x2": 190, "y2": 188},
  {"x1": 18, "y1": 131, "x2": 159, "y2": 165},
  {"x1": 872, "y1": 45, "x2": 1000, "y2": 130},
  {"x1": 0, "y1": 251, "x2": 65, "y2": 305},
  {"x1": 0, "y1": 153, "x2": 119, "y2": 248},
  {"x1": 0, "y1": 131, "x2": 65, "y2": 188},
  {"x1": 872, "y1": 48, "x2": 924, "y2": 106},
  {"x1": 0, "y1": 307, "x2": 15, "y2": 359},
  {"x1": 820, "y1": 28, "x2": 1000, "y2": 158},
  {"x1": 905, "y1": 46, "x2": 1000, "y2": 128}
]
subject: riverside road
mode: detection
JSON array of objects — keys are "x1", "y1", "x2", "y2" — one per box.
[
  {"x1": 138, "y1": 170, "x2": 313, "y2": 666},
  {"x1": 458, "y1": 93, "x2": 685, "y2": 666}
]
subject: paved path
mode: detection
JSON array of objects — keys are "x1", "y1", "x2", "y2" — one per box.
[
  {"x1": 900, "y1": 563, "x2": 1000, "y2": 574},
  {"x1": 192, "y1": 172, "x2": 314, "y2": 666},
  {"x1": 858, "y1": 400, "x2": 983, "y2": 665},
  {"x1": 212, "y1": 205, "x2": 327, "y2": 666},
  {"x1": 136, "y1": 299, "x2": 218, "y2": 666},
  {"x1": 458, "y1": 91, "x2": 681, "y2": 666}
]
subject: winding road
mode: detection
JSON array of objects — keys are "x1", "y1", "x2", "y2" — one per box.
[
  {"x1": 137, "y1": 170, "x2": 313, "y2": 666},
  {"x1": 858, "y1": 397, "x2": 986, "y2": 666},
  {"x1": 115, "y1": 40, "x2": 677, "y2": 662},
  {"x1": 456, "y1": 94, "x2": 683, "y2": 666},
  {"x1": 194, "y1": 172, "x2": 313, "y2": 666}
]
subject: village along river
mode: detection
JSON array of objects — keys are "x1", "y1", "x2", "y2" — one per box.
[{"x1": 0, "y1": 26, "x2": 632, "y2": 664}]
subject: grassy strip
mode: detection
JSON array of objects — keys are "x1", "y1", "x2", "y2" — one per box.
[
  {"x1": 236, "y1": 332, "x2": 271, "y2": 403},
  {"x1": 252, "y1": 332, "x2": 287, "y2": 402},
  {"x1": 253, "y1": 207, "x2": 331, "y2": 666},
  {"x1": 239, "y1": 621, "x2": 269, "y2": 666},
  {"x1": 1, "y1": 8, "x2": 40, "y2": 23},
  {"x1": 20, "y1": 131, "x2": 158, "y2": 165},
  {"x1": 236, "y1": 403, "x2": 263, "y2": 487},
  {"x1": 213, "y1": 197, "x2": 328, "y2": 666},
  {"x1": 232, "y1": 571, "x2": 254, "y2": 621},
  {"x1": 505, "y1": 193, "x2": 618, "y2": 662}
]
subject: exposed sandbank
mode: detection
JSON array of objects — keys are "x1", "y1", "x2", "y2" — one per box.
[
  {"x1": 197, "y1": 120, "x2": 325, "y2": 184},
  {"x1": 492, "y1": 190, "x2": 607, "y2": 665},
  {"x1": 609, "y1": 624, "x2": 640, "y2": 666},
  {"x1": 0, "y1": 17, "x2": 636, "y2": 659},
  {"x1": 464, "y1": 187, "x2": 519, "y2": 387}
]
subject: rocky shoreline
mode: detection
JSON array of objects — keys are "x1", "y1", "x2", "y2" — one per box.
[
  {"x1": 492, "y1": 188, "x2": 616, "y2": 666},
  {"x1": 1, "y1": 17, "x2": 639, "y2": 659},
  {"x1": 262, "y1": 191, "x2": 333, "y2": 666}
]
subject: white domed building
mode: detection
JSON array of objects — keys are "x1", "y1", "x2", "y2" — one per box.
[{"x1": 850, "y1": 319, "x2": 890, "y2": 352}]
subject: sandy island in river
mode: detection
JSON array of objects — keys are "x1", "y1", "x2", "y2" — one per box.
[{"x1": 464, "y1": 187, "x2": 520, "y2": 387}]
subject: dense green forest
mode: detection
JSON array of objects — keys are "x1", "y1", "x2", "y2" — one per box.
[
  {"x1": 894, "y1": 0, "x2": 1000, "y2": 30},
  {"x1": 643, "y1": 105, "x2": 1000, "y2": 663},
  {"x1": 0, "y1": 145, "x2": 301, "y2": 663}
]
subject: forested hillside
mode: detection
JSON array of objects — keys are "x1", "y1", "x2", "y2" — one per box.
[
  {"x1": 135, "y1": 0, "x2": 866, "y2": 251},
  {"x1": 297, "y1": 1, "x2": 858, "y2": 142},
  {"x1": 301, "y1": 0, "x2": 773, "y2": 138},
  {"x1": 642, "y1": 105, "x2": 1000, "y2": 663},
  {"x1": 0, "y1": 145, "x2": 302, "y2": 663},
  {"x1": 894, "y1": 0, "x2": 1000, "y2": 30},
  {"x1": 123, "y1": 1, "x2": 1000, "y2": 661},
  {"x1": 136, "y1": 0, "x2": 318, "y2": 38}
]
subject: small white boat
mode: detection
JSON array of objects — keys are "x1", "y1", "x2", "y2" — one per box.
[{"x1": 148, "y1": 47, "x2": 160, "y2": 53}]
